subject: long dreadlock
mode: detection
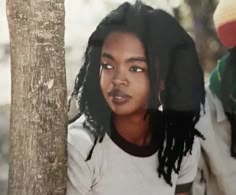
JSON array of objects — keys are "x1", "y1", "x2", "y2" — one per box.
[{"x1": 68, "y1": 1, "x2": 205, "y2": 186}]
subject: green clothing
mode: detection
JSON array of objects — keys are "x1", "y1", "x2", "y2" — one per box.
[{"x1": 209, "y1": 54, "x2": 236, "y2": 113}]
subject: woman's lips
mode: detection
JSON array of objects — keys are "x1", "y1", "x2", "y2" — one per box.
[
  {"x1": 108, "y1": 89, "x2": 131, "y2": 105},
  {"x1": 111, "y1": 95, "x2": 130, "y2": 104}
]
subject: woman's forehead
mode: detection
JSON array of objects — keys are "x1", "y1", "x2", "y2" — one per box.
[{"x1": 101, "y1": 31, "x2": 146, "y2": 59}]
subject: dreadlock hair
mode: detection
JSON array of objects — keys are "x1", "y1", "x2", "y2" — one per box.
[
  {"x1": 147, "y1": 9, "x2": 206, "y2": 185},
  {"x1": 69, "y1": 1, "x2": 205, "y2": 186}
]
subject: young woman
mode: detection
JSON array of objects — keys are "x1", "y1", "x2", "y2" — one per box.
[{"x1": 67, "y1": 2, "x2": 205, "y2": 195}]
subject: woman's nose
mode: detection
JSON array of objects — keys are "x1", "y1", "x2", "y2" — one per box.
[{"x1": 112, "y1": 69, "x2": 128, "y2": 86}]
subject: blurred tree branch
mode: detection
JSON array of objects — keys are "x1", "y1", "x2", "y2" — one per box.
[{"x1": 185, "y1": 0, "x2": 225, "y2": 74}]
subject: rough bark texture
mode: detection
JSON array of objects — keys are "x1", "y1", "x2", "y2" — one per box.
[{"x1": 7, "y1": 0, "x2": 67, "y2": 195}]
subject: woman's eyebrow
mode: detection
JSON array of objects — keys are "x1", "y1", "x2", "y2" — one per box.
[
  {"x1": 101, "y1": 53, "x2": 114, "y2": 61},
  {"x1": 101, "y1": 53, "x2": 146, "y2": 63},
  {"x1": 126, "y1": 57, "x2": 147, "y2": 63}
]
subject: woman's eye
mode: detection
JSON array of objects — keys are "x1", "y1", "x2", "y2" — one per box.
[
  {"x1": 130, "y1": 66, "x2": 144, "y2": 72},
  {"x1": 101, "y1": 63, "x2": 113, "y2": 70}
]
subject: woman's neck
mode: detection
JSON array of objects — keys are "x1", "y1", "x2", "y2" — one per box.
[{"x1": 113, "y1": 114, "x2": 151, "y2": 146}]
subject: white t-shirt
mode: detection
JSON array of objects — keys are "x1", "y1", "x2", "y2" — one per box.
[{"x1": 67, "y1": 116, "x2": 200, "y2": 195}]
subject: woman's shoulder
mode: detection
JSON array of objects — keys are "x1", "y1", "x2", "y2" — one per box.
[
  {"x1": 176, "y1": 136, "x2": 200, "y2": 186},
  {"x1": 68, "y1": 115, "x2": 96, "y2": 159},
  {"x1": 185, "y1": 136, "x2": 200, "y2": 161},
  {"x1": 179, "y1": 136, "x2": 201, "y2": 173}
]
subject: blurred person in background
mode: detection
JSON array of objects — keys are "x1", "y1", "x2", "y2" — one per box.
[{"x1": 192, "y1": 0, "x2": 236, "y2": 194}]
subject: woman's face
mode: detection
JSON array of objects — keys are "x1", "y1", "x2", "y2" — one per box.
[{"x1": 100, "y1": 31, "x2": 150, "y2": 117}]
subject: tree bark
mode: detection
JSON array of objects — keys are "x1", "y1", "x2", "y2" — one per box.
[{"x1": 7, "y1": 0, "x2": 67, "y2": 195}]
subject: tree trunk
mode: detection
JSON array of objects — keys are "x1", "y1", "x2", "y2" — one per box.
[{"x1": 7, "y1": 0, "x2": 67, "y2": 195}]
